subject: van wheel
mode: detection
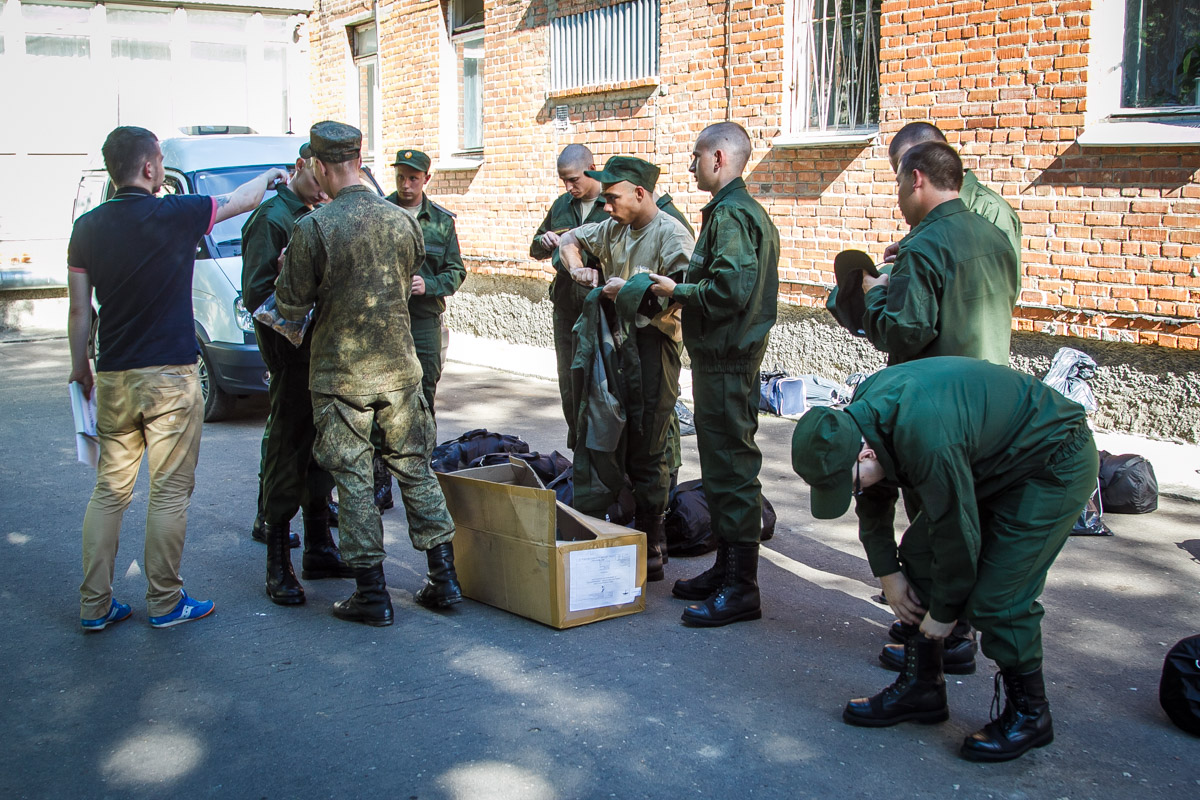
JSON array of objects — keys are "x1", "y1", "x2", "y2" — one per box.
[{"x1": 197, "y1": 340, "x2": 236, "y2": 422}]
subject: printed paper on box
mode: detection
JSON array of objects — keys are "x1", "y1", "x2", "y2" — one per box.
[{"x1": 568, "y1": 545, "x2": 639, "y2": 612}]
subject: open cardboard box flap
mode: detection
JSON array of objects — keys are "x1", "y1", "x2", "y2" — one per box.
[{"x1": 437, "y1": 458, "x2": 646, "y2": 629}]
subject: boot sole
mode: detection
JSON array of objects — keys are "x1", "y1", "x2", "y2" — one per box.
[
  {"x1": 843, "y1": 706, "x2": 950, "y2": 728},
  {"x1": 415, "y1": 594, "x2": 463, "y2": 610},
  {"x1": 332, "y1": 611, "x2": 394, "y2": 626},
  {"x1": 878, "y1": 655, "x2": 977, "y2": 676},
  {"x1": 959, "y1": 730, "x2": 1053, "y2": 762},
  {"x1": 268, "y1": 593, "x2": 305, "y2": 606},
  {"x1": 680, "y1": 607, "x2": 762, "y2": 627}
]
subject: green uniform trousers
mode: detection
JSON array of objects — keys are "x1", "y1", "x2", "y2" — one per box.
[
  {"x1": 311, "y1": 385, "x2": 455, "y2": 568},
  {"x1": 410, "y1": 315, "x2": 444, "y2": 416},
  {"x1": 690, "y1": 364, "x2": 765, "y2": 544},
  {"x1": 573, "y1": 329, "x2": 682, "y2": 519},
  {"x1": 255, "y1": 322, "x2": 335, "y2": 524},
  {"x1": 552, "y1": 274, "x2": 592, "y2": 448},
  {"x1": 898, "y1": 435, "x2": 1098, "y2": 672}
]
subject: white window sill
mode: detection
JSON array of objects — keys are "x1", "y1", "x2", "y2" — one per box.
[
  {"x1": 772, "y1": 129, "x2": 879, "y2": 148},
  {"x1": 436, "y1": 156, "x2": 484, "y2": 171},
  {"x1": 1078, "y1": 117, "x2": 1200, "y2": 147}
]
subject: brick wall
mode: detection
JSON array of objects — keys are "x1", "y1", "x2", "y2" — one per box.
[{"x1": 308, "y1": 0, "x2": 1200, "y2": 351}]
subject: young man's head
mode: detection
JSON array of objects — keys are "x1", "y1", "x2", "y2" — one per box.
[
  {"x1": 102, "y1": 126, "x2": 163, "y2": 191},
  {"x1": 584, "y1": 156, "x2": 660, "y2": 228},
  {"x1": 888, "y1": 122, "x2": 947, "y2": 173},
  {"x1": 791, "y1": 407, "x2": 884, "y2": 519},
  {"x1": 690, "y1": 122, "x2": 752, "y2": 194},
  {"x1": 392, "y1": 149, "x2": 432, "y2": 208},
  {"x1": 308, "y1": 121, "x2": 363, "y2": 199},
  {"x1": 290, "y1": 142, "x2": 328, "y2": 207},
  {"x1": 895, "y1": 141, "x2": 963, "y2": 227},
  {"x1": 557, "y1": 144, "x2": 602, "y2": 201}
]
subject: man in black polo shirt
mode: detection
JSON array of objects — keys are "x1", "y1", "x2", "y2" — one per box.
[{"x1": 67, "y1": 125, "x2": 287, "y2": 631}]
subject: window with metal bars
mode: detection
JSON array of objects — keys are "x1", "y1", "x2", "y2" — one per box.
[
  {"x1": 550, "y1": 0, "x2": 659, "y2": 92},
  {"x1": 785, "y1": 0, "x2": 881, "y2": 136}
]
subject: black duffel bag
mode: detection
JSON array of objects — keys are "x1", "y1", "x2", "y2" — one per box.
[
  {"x1": 431, "y1": 429, "x2": 530, "y2": 474},
  {"x1": 664, "y1": 480, "x2": 776, "y2": 556},
  {"x1": 1160, "y1": 634, "x2": 1200, "y2": 736},
  {"x1": 1098, "y1": 451, "x2": 1158, "y2": 514}
]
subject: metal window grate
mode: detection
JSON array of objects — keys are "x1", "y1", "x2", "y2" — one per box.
[
  {"x1": 550, "y1": 0, "x2": 659, "y2": 92},
  {"x1": 787, "y1": 0, "x2": 880, "y2": 134}
]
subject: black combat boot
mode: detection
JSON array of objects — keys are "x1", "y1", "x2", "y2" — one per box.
[
  {"x1": 680, "y1": 542, "x2": 761, "y2": 627},
  {"x1": 332, "y1": 564, "x2": 394, "y2": 626},
  {"x1": 300, "y1": 506, "x2": 354, "y2": 579},
  {"x1": 414, "y1": 542, "x2": 463, "y2": 609},
  {"x1": 844, "y1": 635, "x2": 949, "y2": 727},
  {"x1": 960, "y1": 668, "x2": 1054, "y2": 762},
  {"x1": 252, "y1": 512, "x2": 298, "y2": 547},
  {"x1": 879, "y1": 631, "x2": 978, "y2": 675},
  {"x1": 636, "y1": 512, "x2": 667, "y2": 582},
  {"x1": 671, "y1": 540, "x2": 729, "y2": 601},
  {"x1": 373, "y1": 455, "x2": 393, "y2": 510},
  {"x1": 264, "y1": 522, "x2": 305, "y2": 606}
]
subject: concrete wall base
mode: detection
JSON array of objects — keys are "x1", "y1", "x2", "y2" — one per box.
[{"x1": 448, "y1": 274, "x2": 1200, "y2": 444}]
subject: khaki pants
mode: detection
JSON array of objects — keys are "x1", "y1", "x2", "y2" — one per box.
[{"x1": 80, "y1": 363, "x2": 203, "y2": 619}]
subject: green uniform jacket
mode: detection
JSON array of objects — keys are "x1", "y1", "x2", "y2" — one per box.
[
  {"x1": 864, "y1": 198, "x2": 1019, "y2": 366},
  {"x1": 240, "y1": 184, "x2": 310, "y2": 313},
  {"x1": 674, "y1": 178, "x2": 780, "y2": 371},
  {"x1": 276, "y1": 185, "x2": 425, "y2": 395},
  {"x1": 385, "y1": 192, "x2": 466, "y2": 321},
  {"x1": 846, "y1": 357, "x2": 1092, "y2": 622},
  {"x1": 961, "y1": 170, "x2": 1021, "y2": 267}
]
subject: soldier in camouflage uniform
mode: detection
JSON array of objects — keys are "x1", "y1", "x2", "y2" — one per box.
[
  {"x1": 241, "y1": 141, "x2": 350, "y2": 606},
  {"x1": 275, "y1": 122, "x2": 461, "y2": 627}
]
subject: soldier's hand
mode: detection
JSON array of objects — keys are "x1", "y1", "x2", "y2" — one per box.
[
  {"x1": 264, "y1": 167, "x2": 290, "y2": 190},
  {"x1": 412, "y1": 275, "x2": 426, "y2": 296},
  {"x1": 863, "y1": 272, "x2": 889, "y2": 293},
  {"x1": 600, "y1": 276, "x2": 625, "y2": 301},
  {"x1": 648, "y1": 273, "x2": 677, "y2": 297},
  {"x1": 919, "y1": 614, "x2": 955, "y2": 641},
  {"x1": 541, "y1": 231, "x2": 562, "y2": 249},
  {"x1": 879, "y1": 572, "x2": 925, "y2": 625},
  {"x1": 882, "y1": 241, "x2": 900, "y2": 264},
  {"x1": 571, "y1": 267, "x2": 599, "y2": 288}
]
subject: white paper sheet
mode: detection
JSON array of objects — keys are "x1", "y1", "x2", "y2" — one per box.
[
  {"x1": 69, "y1": 382, "x2": 99, "y2": 468},
  {"x1": 568, "y1": 545, "x2": 639, "y2": 612}
]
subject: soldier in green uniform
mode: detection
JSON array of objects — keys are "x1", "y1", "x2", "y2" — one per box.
[
  {"x1": 371, "y1": 149, "x2": 467, "y2": 509},
  {"x1": 851, "y1": 140, "x2": 1022, "y2": 673},
  {"x1": 241, "y1": 142, "x2": 351, "y2": 605},
  {"x1": 275, "y1": 122, "x2": 461, "y2": 627},
  {"x1": 532, "y1": 144, "x2": 693, "y2": 447},
  {"x1": 558, "y1": 156, "x2": 694, "y2": 581},
  {"x1": 650, "y1": 122, "x2": 779, "y2": 627},
  {"x1": 791, "y1": 357, "x2": 1097, "y2": 762}
]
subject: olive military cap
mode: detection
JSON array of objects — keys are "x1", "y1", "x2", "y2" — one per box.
[
  {"x1": 308, "y1": 121, "x2": 361, "y2": 164},
  {"x1": 585, "y1": 155, "x2": 660, "y2": 192},
  {"x1": 392, "y1": 149, "x2": 431, "y2": 172},
  {"x1": 826, "y1": 249, "x2": 881, "y2": 337},
  {"x1": 299, "y1": 141, "x2": 313, "y2": 159},
  {"x1": 791, "y1": 406, "x2": 863, "y2": 519}
]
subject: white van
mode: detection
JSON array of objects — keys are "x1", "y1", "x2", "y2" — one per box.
[{"x1": 72, "y1": 134, "x2": 381, "y2": 421}]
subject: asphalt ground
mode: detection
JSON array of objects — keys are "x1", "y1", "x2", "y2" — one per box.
[{"x1": 2, "y1": 337, "x2": 1199, "y2": 800}]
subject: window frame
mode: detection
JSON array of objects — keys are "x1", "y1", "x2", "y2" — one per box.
[{"x1": 777, "y1": 0, "x2": 881, "y2": 148}]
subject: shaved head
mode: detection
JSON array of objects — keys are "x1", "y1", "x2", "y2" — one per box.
[
  {"x1": 888, "y1": 122, "x2": 947, "y2": 170},
  {"x1": 557, "y1": 144, "x2": 595, "y2": 172},
  {"x1": 696, "y1": 122, "x2": 752, "y2": 173}
]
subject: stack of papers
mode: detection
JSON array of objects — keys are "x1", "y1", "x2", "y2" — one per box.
[{"x1": 69, "y1": 382, "x2": 98, "y2": 468}]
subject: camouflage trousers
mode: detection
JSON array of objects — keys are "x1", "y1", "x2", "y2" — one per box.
[{"x1": 311, "y1": 385, "x2": 455, "y2": 568}]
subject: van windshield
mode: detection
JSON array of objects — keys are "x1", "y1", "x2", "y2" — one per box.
[{"x1": 193, "y1": 166, "x2": 289, "y2": 258}]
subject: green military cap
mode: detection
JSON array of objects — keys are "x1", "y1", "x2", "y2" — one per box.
[
  {"x1": 585, "y1": 155, "x2": 660, "y2": 191},
  {"x1": 393, "y1": 148, "x2": 431, "y2": 172},
  {"x1": 299, "y1": 141, "x2": 313, "y2": 159},
  {"x1": 308, "y1": 121, "x2": 361, "y2": 163},
  {"x1": 791, "y1": 407, "x2": 863, "y2": 519}
]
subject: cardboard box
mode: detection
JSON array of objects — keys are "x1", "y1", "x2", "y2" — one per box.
[{"x1": 436, "y1": 459, "x2": 646, "y2": 629}]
